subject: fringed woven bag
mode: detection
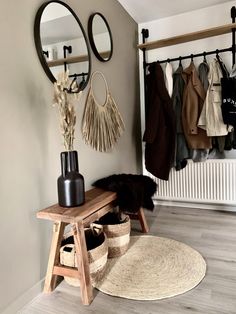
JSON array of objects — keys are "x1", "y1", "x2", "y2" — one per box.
[{"x1": 82, "y1": 71, "x2": 125, "y2": 152}]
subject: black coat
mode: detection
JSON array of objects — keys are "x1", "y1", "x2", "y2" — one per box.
[
  {"x1": 93, "y1": 174, "x2": 157, "y2": 213},
  {"x1": 143, "y1": 62, "x2": 176, "y2": 180}
]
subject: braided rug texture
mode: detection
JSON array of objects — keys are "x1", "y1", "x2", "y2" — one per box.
[{"x1": 94, "y1": 235, "x2": 206, "y2": 300}]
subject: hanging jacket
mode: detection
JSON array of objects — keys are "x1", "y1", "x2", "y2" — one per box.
[
  {"x1": 224, "y1": 58, "x2": 235, "y2": 149},
  {"x1": 198, "y1": 59, "x2": 230, "y2": 137},
  {"x1": 165, "y1": 62, "x2": 173, "y2": 97},
  {"x1": 182, "y1": 61, "x2": 212, "y2": 149},
  {"x1": 217, "y1": 55, "x2": 229, "y2": 78},
  {"x1": 198, "y1": 61, "x2": 209, "y2": 92},
  {"x1": 221, "y1": 63, "x2": 236, "y2": 149},
  {"x1": 192, "y1": 60, "x2": 210, "y2": 161},
  {"x1": 172, "y1": 65, "x2": 190, "y2": 170},
  {"x1": 143, "y1": 62, "x2": 176, "y2": 181}
]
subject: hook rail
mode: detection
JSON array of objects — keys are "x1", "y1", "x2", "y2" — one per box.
[{"x1": 146, "y1": 47, "x2": 233, "y2": 65}]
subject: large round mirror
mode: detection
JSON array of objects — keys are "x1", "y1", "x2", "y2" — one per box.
[
  {"x1": 34, "y1": 0, "x2": 91, "y2": 90},
  {"x1": 88, "y1": 13, "x2": 113, "y2": 62}
]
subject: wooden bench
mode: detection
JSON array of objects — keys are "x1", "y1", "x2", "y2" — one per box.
[{"x1": 37, "y1": 187, "x2": 149, "y2": 305}]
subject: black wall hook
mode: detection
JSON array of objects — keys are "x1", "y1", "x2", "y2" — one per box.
[
  {"x1": 141, "y1": 28, "x2": 149, "y2": 39},
  {"x1": 43, "y1": 50, "x2": 49, "y2": 58},
  {"x1": 63, "y1": 45, "x2": 72, "y2": 55},
  {"x1": 231, "y1": 6, "x2": 236, "y2": 19},
  {"x1": 63, "y1": 45, "x2": 72, "y2": 72}
]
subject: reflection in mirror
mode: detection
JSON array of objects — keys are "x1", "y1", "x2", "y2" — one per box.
[
  {"x1": 88, "y1": 13, "x2": 113, "y2": 62},
  {"x1": 34, "y1": 1, "x2": 91, "y2": 90}
]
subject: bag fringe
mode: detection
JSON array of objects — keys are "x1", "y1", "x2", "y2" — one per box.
[{"x1": 82, "y1": 74, "x2": 125, "y2": 152}]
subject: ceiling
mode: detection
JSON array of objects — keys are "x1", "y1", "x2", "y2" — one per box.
[{"x1": 117, "y1": 0, "x2": 233, "y2": 23}]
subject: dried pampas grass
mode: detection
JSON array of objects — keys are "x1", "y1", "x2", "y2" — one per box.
[{"x1": 53, "y1": 71, "x2": 82, "y2": 151}]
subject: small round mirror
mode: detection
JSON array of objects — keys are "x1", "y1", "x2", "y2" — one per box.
[
  {"x1": 88, "y1": 13, "x2": 113, "y2": 62},
  {"x1": 34, "y1": 0, "x2": 91, "y2": 90}
]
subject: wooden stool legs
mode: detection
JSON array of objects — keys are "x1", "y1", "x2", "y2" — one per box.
[
  {"x1": 127, "y1": 207, "x2": 149, "y2": 233},
  {"x1": 72, "y1": 223, "x2": 93, "y2": 305},
  {"x1": 44, "y1": 221, "x2": 67, "y2": 293},
  {"x1": 137, "y1": 207, "x2": 149, "y2": 233},
  {"x1": 43, "y1": 221, "x2": 93, "y2": 305}
]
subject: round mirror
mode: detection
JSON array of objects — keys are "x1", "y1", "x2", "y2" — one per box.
[
  {"x1": 88, "y1": 13, "x2": 113, "y2": 62},
  {"x1": 34, "y1": 0, "x2": 91, "y2": 90}
]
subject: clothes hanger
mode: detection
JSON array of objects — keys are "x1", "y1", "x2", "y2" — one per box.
[
  {"x1": 203, "y1": 52, "x2": 207, "y2": 63},
  {"x1": 215, "y1": 49, "x2": 230, "y2": 77},
  {"x1": 67, "y1": 75, "x2": 79, "y2": 94},
  {"x1": 190, "y1": 54, "x2": 194, "y2": 63},
  {"x1": 179, "y1": 56, "x2": 182, "y2": 67},
  {"x1": 79, "y1": 73, "x2": 86, "y2": 89}
]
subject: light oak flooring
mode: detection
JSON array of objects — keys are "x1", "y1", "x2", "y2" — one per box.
[{"x1": 19, "y1": 205, "x2": 236, "y2": 314}]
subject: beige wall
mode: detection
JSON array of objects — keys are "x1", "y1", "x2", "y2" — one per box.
[{"x1": 0, "y1": 0, "x2": 140, "y2": 311}]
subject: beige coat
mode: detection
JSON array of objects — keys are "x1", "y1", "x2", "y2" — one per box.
[
  {"x1": 198, "y1": 59, "x2": 231, "y2": 136},
  {"x1": 182, "y1": 62, "x2": 212, "y2": 149}
]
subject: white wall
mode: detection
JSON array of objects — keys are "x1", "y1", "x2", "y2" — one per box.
[
  {"x1": 138, "y1": 0, "x2": 236, "y2": 159},
  {"x1": 0, "y1": 0, "x2": 140, "y2": 312}
]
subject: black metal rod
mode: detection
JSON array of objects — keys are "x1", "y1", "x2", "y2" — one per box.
[
  {"x1": 141, "y1": 29, "x2": 149, "y2": 67},
  {"x1": 141, "y1": 29, "x2": 149, "y2": 117},
  {"x1": 63, "y1": 45, "x2": 72, "y2": 72},
  {"x1": 231, "y1": 6, "x2": 236, "y2": 66},
  {"x1": 145, "y1": 47, "x2": 233, "y2": 66},
  {"x1": 69, "y1": 72, "x2": 88, "y2": 78}
]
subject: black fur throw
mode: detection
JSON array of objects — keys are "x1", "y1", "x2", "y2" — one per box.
[{"x1": 93, "y1": 174, "x2": 157, "y2": 213}]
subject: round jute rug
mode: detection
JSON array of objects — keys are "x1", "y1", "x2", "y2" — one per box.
[{"x1": 94, "y1": 235, "x2": 206, "y2": 300}]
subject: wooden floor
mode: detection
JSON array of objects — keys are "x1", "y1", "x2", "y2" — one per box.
[{"x1": 19, "y1": 205, "x2": 236, "y2": 314}]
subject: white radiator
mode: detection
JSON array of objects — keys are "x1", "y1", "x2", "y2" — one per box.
[{"x1": 145, "y1": 160, "x2": 236, "y2": 205}]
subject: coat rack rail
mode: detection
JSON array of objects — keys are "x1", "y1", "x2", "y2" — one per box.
[
  {"x1": 139, "y1": 6, "x2": 236, "y2": 129},
  {"x1": 148, "y1": 46, "x2": 233, "y2": 65},
  {"x1": 69, "y1": 72, "x2": 89, "y2": 78}
]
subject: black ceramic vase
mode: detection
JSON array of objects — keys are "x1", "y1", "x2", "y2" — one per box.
[{"x1": 57, "y1": 151, "x2": 85, "y2": 207}]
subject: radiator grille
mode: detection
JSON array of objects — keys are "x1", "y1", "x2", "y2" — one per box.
[{"x1": 145, "y1": 160, "x2": 236, "y2": 204}]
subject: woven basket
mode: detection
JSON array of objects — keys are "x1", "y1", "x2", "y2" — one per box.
[
  {"x1": 60, "y1": 228, "x2": 108, "y2": 287},
  {"x1": 94, "y1": 213, "x2": 131, "y2": 258}
]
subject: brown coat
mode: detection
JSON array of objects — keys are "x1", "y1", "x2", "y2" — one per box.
[
  {"x1": 182, "y1": 62, "x2": 212, "y2": 149},
  {"x1": 143, "y1": 62, "x2": 176, "y2": 181}
]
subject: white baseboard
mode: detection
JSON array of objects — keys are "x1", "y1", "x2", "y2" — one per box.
[
  {"x1": 2, "y1": 278, "x2": 44, "y2": 314},
  {"x1": 154, "y1": 199, "x2": 236, "y2": 212}
]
